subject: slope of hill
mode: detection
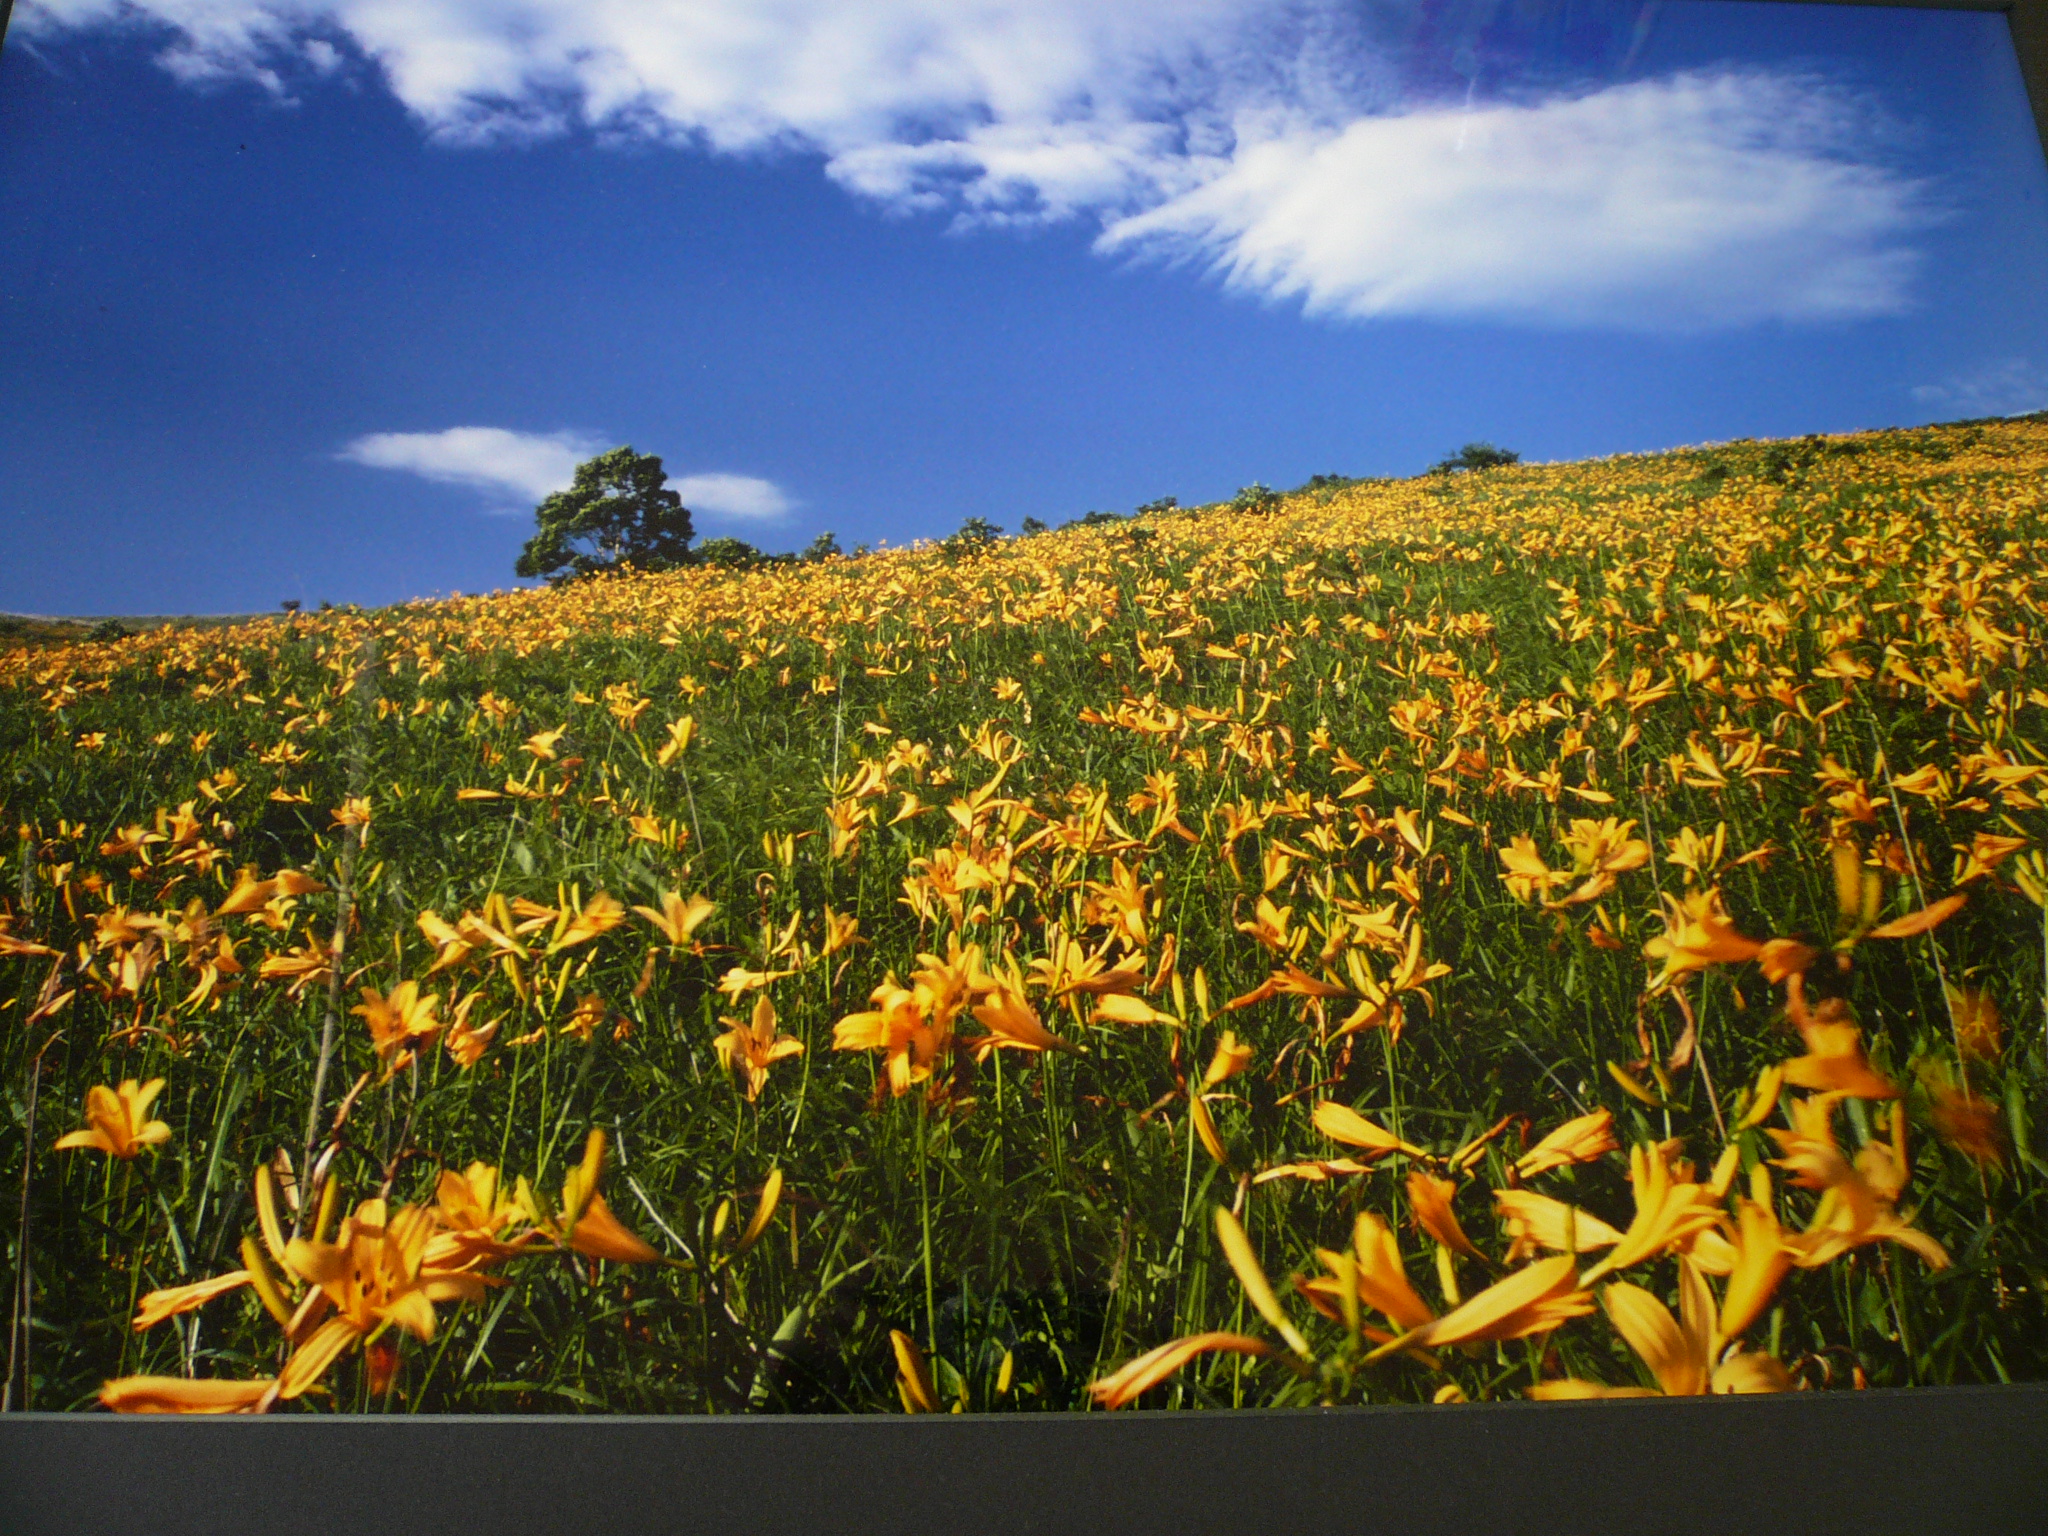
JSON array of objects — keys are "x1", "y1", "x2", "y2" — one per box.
[{"x1": 4, "y1": 416, "x2": 2047, "y2": 1413}]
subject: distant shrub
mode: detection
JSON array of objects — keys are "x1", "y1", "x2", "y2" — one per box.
[
  {"x1": 696, "y1": 537, "x2": 771, "y2": 569},
  {"x1": 941, "y1": 517, "x2": 1004, "y2": 559},
  {"x1": 87, "y1": 619, "x2": 129, "y2": 642},
  {"x1": 801, "y1": 532, "x2": 843, "y2": 563},
  {"x1": 1136, "y1": 497, "x2": 1178, "y2": 516},
  {"x1": 1430, "y1": 442, "x2": 1520, "y2": 474},
  {"x1": 1062, "y1": 510, "x2": 1125, "y2": 530},
  {"x1": 1019, "y1": 516, "x2": 1048, "y2": 536},
  {"x1": 1231, "y1": 483, "x2": 1281, "y2": 515}
]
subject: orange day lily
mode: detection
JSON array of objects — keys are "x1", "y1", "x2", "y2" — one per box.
[
  {"x1": 1641, "y1": 887, "x2": 1760, "y2": 991},
  {"x1": 1492, "y1": 1189, "x2": 1624, "y2": 1263},
  {"x1": 971, "y1": 969, "x2": 1077, "y2": 1056},
  {"x1": 1203, "y1": 1029, "x2": 1254, "y2": 1085},
  {"x1": 833, "y1": 974, "x2": 952, "y2": 1095},
  {"x1": 350, "y1": 980, "x2": 441, "y2": 1060},
  {"x1": 1779, "y1": 983, "x2": 1898, "y2": 1099},
  {"x1": 98, "y1": 1375, "x2": 277, "y2": 1414},
  {"x1": 1512, "y1": 1109, "x2": 1617, "y2": 1179},
  {"x1": 516, "y1": 1128, "x2": 662, "y2": 1265},
  {"x1": 55, "y1": 1079, "x2": 172, "y2": 1159},
  {"x1": 715, "y1": 993, "x2": 806, "y2": 1101},
  {"x1": 1407, "y1": 1171, "x2": 1486, "y2": 1264},
  {"x1": 1530, "y1": 1258, "x2": 1787, "y2": 1399},
  {"x1": 1365, "y1": 1254, "x2": 1595, "y2": 1362},
  {"x1": 1576, "y1": 1142, "x2": 1725, "y2": 1284},
  {"x1": 1087, "y1": 1331, "x2": 1273, "y2": 1409},
  {"x1": 1312, "y1": 1101, "x2": 1426, "y2": 1161},
  {"x1": 1296, "y1": 1211, "x2": 1437, "y2": 1339}
]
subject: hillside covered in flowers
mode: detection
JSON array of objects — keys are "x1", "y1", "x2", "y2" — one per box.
[{"x1": 5, "y1": 415, "x2": 2048, "y2": 1412}]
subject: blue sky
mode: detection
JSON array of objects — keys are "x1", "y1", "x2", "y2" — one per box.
[{"x1": 2, "y1": 0, "x2": 2046, "y2": 616}]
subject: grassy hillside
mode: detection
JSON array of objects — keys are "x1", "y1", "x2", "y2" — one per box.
[{"x1": 5, "y1": 416, "x2": 2048, "y2": 1414}]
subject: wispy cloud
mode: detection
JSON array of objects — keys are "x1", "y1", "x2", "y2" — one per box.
[
  {"x1": 28, "y1": 0, "x2": 1937, "y2": 328},
  {"x1": 1911, "y1": 358, "x2": 2048, "y2": 420},
  {"x1": 337, "y1": 426, "x2": 605, "y2": 506},
  {"x1": 1100, "y1": 73, "x2": 1929, "y2": 330},
  {"x1": 338, "y1": 426, "x2": 796, "y2": 521}
]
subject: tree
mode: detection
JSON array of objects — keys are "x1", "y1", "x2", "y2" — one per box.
[
  {"x1": 1230, "y1": 483, "x2": 1280, "y2": 515},
  {"x1": 515, "y1": 446, "x2": 694, "y2": 582},
  {"x1": 941, "y1": 517, "x2": 1003, "y2": 558},
  {"x1": 1431, "y1": 442, "x2": 1520, "y2": 475}
]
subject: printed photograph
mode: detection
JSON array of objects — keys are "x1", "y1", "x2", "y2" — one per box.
[{"x1": 3, "y1": 0, "x2": 2047, "y2": 1416}]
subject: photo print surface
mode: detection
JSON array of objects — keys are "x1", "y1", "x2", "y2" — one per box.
[{"x1": 3, "y1": 0, "x2": 2047, "y2": 1415}]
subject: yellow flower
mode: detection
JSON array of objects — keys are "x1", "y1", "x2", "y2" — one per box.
[
  {"x1": 55, "y1": 1079, "x2": 171, "y2": 1159},
  {"x1": 131, "y1": 1269, "x2": 255, "y2": 1331},
  {"x1": 715, "y1": 993, "x2": 806, "y2": 1100},
  {"x1": 891, "y1": 1329, "x2": 941, "y2": 1413},
  {"x1": 1641, "y1": 887, "x2": 1761, "y2": 990},
  {"x1": 1214, "y1": 1205, "x2": 1311, "y2": 1357},
  {"x1": 559, "y1": 992, "x2": 611, "y2": 1042},
  {"x1": 1713, "y1": 1182, "x2": 1794, "y2": 1342},
  {"x1": 1366, "y1": 1255, "x2": 1594, "y2": 1361},
  {"x1": 1530, "y1": 1259, "x2": 1788, "y2": 1399},
  {"x1": 1779, "y1": 986, "x2": 1898, "y2": 1099},
  {"x1": 656, "y1": 715, "x2": 696, "y2": 765},
  {"x1": 518, "y1": 1129, "x2": 662, "y2": 1265},
  {"x1": 970, "y1": 972, "x2": 1076, "y2": 1056},
  {"x1": 833, "y1": 976, "x2": 949, "y2": 1095},
  {"x1": 329, "y1": 797, "x2": 372, "y2": 832},
  {"x1": 1296, "y1": 1211, "x2": 1436, "y2": 1335},
  {"x1": 1769, "y1": 1094, "x2": 1950, "y2": 1271},
  {"x1": 1312, "y1": 1101, "x2": 1426, "y2": 1161},
  {"x1": 1549, "y1": 818, "x2": 1651, "y2": 906},
  {"x1": 1407, "y1": 1171, "x2": 1485, "y2": 1263},
  {"x1": 98, "y1": 1375, "x2": 277, "y2": 1414},
  {"x1": 521, "y1": 726, "x2": 567, "y2": 760},
  {"x1": 1492, "y1": 1189, "x2": 1624, "y2": 1262},
  {"x1": 1087, "y1": 1332, "x2": 1272, "y2": 1409},
  {"x1": 443, "y1": 991, "x2": 500, "y2": 1068},
  {"x1": 350, "y1": 980, "x2": 442, "y2": 1060},
  {"x1": 551, "y1": 890, "x2": 627, "y2": 951},
  {"x1": 633, "y1": 889, "x2": 718, "y2": 948},
  {"x1": 1577, "y1": 1142, "x2": 1723, "y2": 1283},
  {"x1": 1202, "y1": 1029, "x2": 1254, "y2": 1086},
  {"x1": 275, "y1": 1195, "x2": 492, "y2": 1400},
  {"x1": 1497, "y1": 835, "x2": 1561, "y2": 903},
  {"x1": 1512, "y1": 1109, "x2": 1617, "y2": 1178},
  {"x1": 1091, "y1": 991, "x2": 1178, "y2": 1027}
]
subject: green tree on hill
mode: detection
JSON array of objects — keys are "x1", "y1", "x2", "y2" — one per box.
[
  {"x1": 1431, "y1": 441, "x2": 1521, "y2": 474},
  {"x1": 515, "y1": 446, "x2": 695, "y2": 582}
]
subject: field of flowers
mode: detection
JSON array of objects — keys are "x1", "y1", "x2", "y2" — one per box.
[{"x1": 5, "y1": 415, "x2": 2048, "y2": 1414}]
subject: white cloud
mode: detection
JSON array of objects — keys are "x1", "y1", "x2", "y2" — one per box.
[
  {"x1": 671, "y1": 473, "x2": 794, "y2": 521},
  {"x1": 24, "y1": 0, "x2": 1937, "y2": 328},
  {"x1": 1911, "y1": 359, "x2": 2048, "y2": 419},
  {"x1": 1100, "y1": 73, "x2": 1929, "y2": 329},
  {"x1": 338, "y1": 426, "x2": 796, "y2": 520},
  {"x1": 337, "y1": 426, "x2": 605, "y2": 504}
]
